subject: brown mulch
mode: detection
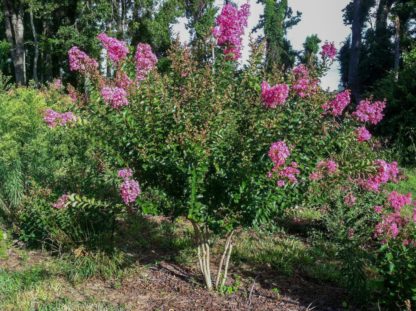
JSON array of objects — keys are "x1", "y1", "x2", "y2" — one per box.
[
  {"x1": 69, "y1": 260, "x2": 350, "y2": 311},
  {"x1": 0, "y1": 235, "x2": 352, "y2": 310},
  {"x1": 0, "y1": 248, "x2": 351, "y2": 310}
]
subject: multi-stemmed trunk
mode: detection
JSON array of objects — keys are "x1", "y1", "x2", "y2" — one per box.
[{"x1": 191, "y1": 220, "x2": 234, "y2": 292}]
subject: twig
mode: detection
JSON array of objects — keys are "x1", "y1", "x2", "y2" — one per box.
[{"x1": 247, "y1": 275, "x2": 258, "y2": 307}]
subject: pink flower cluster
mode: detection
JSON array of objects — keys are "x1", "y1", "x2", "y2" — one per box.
[
  {"x1": 101, "y1": 86, "x2": 129, "y2": 109},
  {"x1": 276, "y1": 162, "x2": 300, "y2": 187},
  {"x1": 261, "y1": 81, "x2": 289, "y2": 108},
  {"x1": 68, "y1": 46, "x2": 98, "y2": 73},
  {"x1": 375, "y1": 212, "x2": 406, "y2": 240},
  {"x1": 344, "y1": 193, "x2": 356, "y2": 206},
  {"x1": 352, "y1": 99, "x2": 386, "y2": 125},
  {"x1": 44, "y1": 109, "x2": 76, "y2": 128},
  {"x1": 268, "y1": 141, "x2": 290, "y2": 169},
  {"x1": 267, "y1": 141, "x2": 300, "y2": 186},
  {"x1": 291, "y1": 65, "x2": 318, "y2": 98},
  {"x1": 358, "y1": 160, "x2": 399, "y2": 192},
  {"x1": 97, "y1": 33, "x2": 129, "y2": 63},
  {"x1": 321, "y1": 41, "x2": 337, "y2": 60},
  {"x1": 118, "y1": 168, "x2": 133, "y2": 179},
  {"x1": 53, "y1": 194, "x2": 69, "y2": 209},
  {"x1": 118, "y1": 168, "x2": 141, "y2": 205},
  {"x1": 322, "y1": 90, "x2": 350, "y2": 116},
  {"x1": 356, "y1": 126, "x2": 372, "y2": 142},
  {"x1": 212, "y1": 3, "x2": 250, "y2": 60},
  {"x1": 374, "y1": 191, "x2": 415, "y2": 244},
  {"x1": 309, "y1": 160, "x2": 338, "y2": 181},
  {"x1": 135, "y1": 43, "x2": 157, "y2": 81},
  {"x1": 387, "y1": 191, "x2": 412, "y2": 212}
]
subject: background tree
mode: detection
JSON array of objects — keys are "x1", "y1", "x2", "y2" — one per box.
[
  {"x1": 184, "y1": 0, "x2": 216, "y2": 61},
  {"x1": 1, "y1": 0, "x2": 26, "y2": 84},
  {"x1": 255, "y1": 0, "x2": 301, "y2": 72},
  {"x1": 300, "y1": 34, "x2": 321, "y2": 68}
]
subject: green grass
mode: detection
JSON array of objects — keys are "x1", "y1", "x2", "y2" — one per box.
[
  {"x1": 0, "y1": 229, "x2": 7, "y2": 259},
  {"x1": 232, "y1": 230, "x2": 341, "y2": 284},
  {"x1": 0, "y1": 253, "x2": 130, "y2": 311},
  {"x1": 35, "y1": 298, "x2": 126, "y2": 311},
  {"x1": 388, "y1": 167, "x2": 416, "y2": 196}
]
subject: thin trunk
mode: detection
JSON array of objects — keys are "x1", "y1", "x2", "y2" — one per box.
[
  {"x1": 393, "y1": 15, "x2": 400, "y2": 81},
  {"x1": 375, "y1": 0, "x2": 393, "y2": 33},
  {"x1": 348, "y1": 0, "x2": 362, "y2": 104},
  {"x1": 215, "y1": 230, "x2": 234, "y2": 290},
  {"x1": 29, "y1": 9, "x2": 39, "y2": 85},
  {"x1": 220, "y1": 243, "x2": 233, "y2": 289},
  {"x1": 191, "y1": 220, "x2": 213, "y2": 291},
  {"x1": 3, "y1": 0, "x2": 26, "y2": 85}
]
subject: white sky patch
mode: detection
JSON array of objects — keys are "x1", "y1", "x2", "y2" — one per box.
[{"x1": 172, "y1": 0, "x2": 351, "y2": 90}]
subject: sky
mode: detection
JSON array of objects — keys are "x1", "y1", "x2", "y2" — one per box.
[{"x1": 172, "y1": 0, "x2": 351, "y2": 90}]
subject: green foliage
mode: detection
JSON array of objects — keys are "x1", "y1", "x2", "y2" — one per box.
[
  {"x1": 256, "y1": 0, "x2": 301, "y2": 72},
  {"x1": 18, "y1": 194, "x2": 124, "y2": 251},
  {"x1": 376, "y1": 239, "x2": 416, "y2": 309},
  {"x1": 301, "y1": 34, "x2": 321, "y2": 68},
  {"x1": 372, "y1": 47, "x2": 416, "y2": 164},
  {"x1": 61, "y1": 250, "x2": 127, "y2": 283},
  {"x1": 0, "y1": 88, "x2": 52, "y2": 220}
]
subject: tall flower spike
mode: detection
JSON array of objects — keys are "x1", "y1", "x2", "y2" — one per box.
[
  {"x1": 97, "y1": 33, "x2": 129, "y2": 63},
  {"x1": 135, "y1": 43, "x2": 158, "y2": 81},
  {"x1": 68, "y1": 46, "x2": 98, "y2": 73},
  {"x1": 213, "y1": 2, "x2": 250, "y2": 60}
]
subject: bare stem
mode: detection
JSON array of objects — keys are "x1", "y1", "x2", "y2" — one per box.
[
  {"x1": 220, "y1": 242, "x2": 233, "y2": 289},
  {"x1": 191, "y1": 220, "x2": 213, "y2": 291},
  {"x1": 215, "y1": 231, "x2": 234, "y2": 290}
]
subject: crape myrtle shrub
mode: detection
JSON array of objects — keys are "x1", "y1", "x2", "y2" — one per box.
[{"x1": 9, "y1": 2, "x2": 415, "y2": 304}]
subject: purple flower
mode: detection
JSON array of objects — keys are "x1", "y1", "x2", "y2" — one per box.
[
  {"x1": 353, "y1": 99, "x2": 386, "y2": 125},
  {"x1": 135, "y1": 43, "x2": 157, "y2": 81},
  {"x1": 356, "y1": 126, "x2": 372, "y2": 142},
  {"x1": 213, "y1": 3, "x2": 250, "y2": 60},
  {"x1": 101, "y1": 86, "x2": 129, "y2": 109},
  {"x1": 321, "y1": 41, "x2": 337, "y2": 60},
  {"x1": 68, "y1": 46, "x2": 98, "y2": 73},
  {"x1": 97, "y1": 33, "x2": 129, "y2": 63},
  {"x1": 261, "y1": 81, "x2": 289, "y2": 108},
  {"x1": 322, "y1": 90, "x2": 350, "y2": 116},
  {"x1": 43, "y1": 109, "x2": 76, "y2": 128},
  {"x1": 118, "y1": 168, "x2": 133, "y2": 179},
  {"x1": 119, "y1": 179, "x2": 141, "y2": 205}
]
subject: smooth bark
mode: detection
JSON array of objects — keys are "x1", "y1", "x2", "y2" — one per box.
[{"x1": 3, "y1": 0, "x2": 26, "y2": 85}]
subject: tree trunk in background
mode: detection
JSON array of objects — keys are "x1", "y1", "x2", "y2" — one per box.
[
  {"x1": 375, "y1": 0, "x2": 393, "y2": 32},
  {"x1": 393, "y1": 15, "x2": 400, "y2": 81},
  {"x1": 348, "y1": 0, "x2": 362, "y2": 104},
  {"x1": 3, "y1": 0, "x2": 26, "y2": 85},
  {"x1": 29, "y1": 9, "x2": 39, "y2": 85}
]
